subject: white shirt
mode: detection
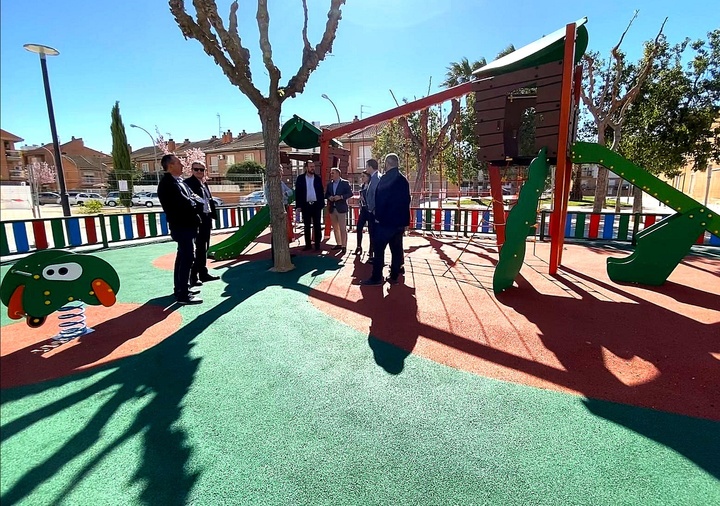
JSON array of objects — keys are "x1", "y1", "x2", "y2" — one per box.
[{"x1": 305, "y1": 174, "x2": 317, "y2": 202}]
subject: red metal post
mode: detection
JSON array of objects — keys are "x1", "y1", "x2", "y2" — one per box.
[
  {"x1": 320, "y1": 138, "x2": 332, "y2": 238},
  {"x1": 548, "y1": 23, "x2": 578, "y2": 274}
]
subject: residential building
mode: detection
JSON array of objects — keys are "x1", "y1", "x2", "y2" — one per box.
[
  {"x1": 21, "y1": 137, "x2": 113, "y2": 191},
  {"x1": 1, "y1": 129, "x2": 25, "y2": 184}
]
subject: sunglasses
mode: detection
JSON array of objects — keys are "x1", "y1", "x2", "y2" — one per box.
[{"x1": 192, "y1": 167, "x2": 205, "y2": 172}]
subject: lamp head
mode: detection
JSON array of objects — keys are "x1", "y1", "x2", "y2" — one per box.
[
  {"x1": 321, "y1": 94, "x2": 329, "y2": 100},
  {"x1": 23, "y1": 44, "x2": 59, "y2": 56}
]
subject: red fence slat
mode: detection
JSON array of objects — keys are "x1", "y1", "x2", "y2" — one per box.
[
  {"x1": 31, "y1": 220, "x2": 48, "y2": 250},
  {"x1": 84, "y1": 217, "x2": 97, "y2": 244},
  {"x1": 136, "y1": 213, "x2": 146, "y2": 238},
  {"x1": 588, "y1": 213, "x2": 600, "y2": 239}
]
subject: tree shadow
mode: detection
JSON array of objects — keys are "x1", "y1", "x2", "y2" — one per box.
[
  {"x1": 0, "y1": 257, "x2": 341, "y2": 505},
  {"x1": 497, "y1": 273, "x2": 720, "y2": 478}
]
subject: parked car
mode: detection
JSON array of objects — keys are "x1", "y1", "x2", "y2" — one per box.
[
  {"x1": 239, "y1": 190, "x2": 266, "y2": 206},
  {"x1": 132, "y1": 192, "x2": 161, "y2": 207},
  {"x1": 38, "y1": 192, "x2": 60, "y2": 205},
  {"x1": 68, "y1": 192, "x2": 103, "y2": 206},
  {"x1": 105, "y1": 191, "x2": 125, "y2": 207},
  {"x1": 212, "y1": 196, "x2": 224, "y2": 207}
]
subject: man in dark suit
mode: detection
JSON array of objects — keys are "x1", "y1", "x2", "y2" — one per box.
[
  {"x1": 294, "y1": 159, "x2": 325, "y2": 251},
  {"x1": 362, "y1": 153, "x2": 410, "y2": 286},
  {"x1": 185, "y1": 161, "x2": 220, "y2": 287},
  {"x1": 157, "y1": 154, "x2": 203, "y2": 304},
  {"x1": 325, "y1": 167, "x2": 353, "y2": 253}
]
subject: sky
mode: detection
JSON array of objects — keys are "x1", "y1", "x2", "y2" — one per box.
[{"x1": 1, "y1": 0, "x2": 717, "y2": 155}]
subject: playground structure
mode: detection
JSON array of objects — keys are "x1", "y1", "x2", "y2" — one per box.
[{"x1": 310, "y1": 17, "x2": 719, "y2": 292}]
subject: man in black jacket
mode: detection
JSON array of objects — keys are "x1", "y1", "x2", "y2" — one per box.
[
  {"x1": 157, "y1": 154, "x2": 202, "y2": 304},
  {"x1": 185, "y1": 161, "x2": 220, "y2": 287},
  {"x1": 294, "y1": 159, "x2": 325, "y2": 251},
  {"x1": 362, "y1": 153, "x2": 410, "y2": 286}
]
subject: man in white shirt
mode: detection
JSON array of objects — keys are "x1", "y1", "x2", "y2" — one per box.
[{"x1": 294, "y1": 160, "x2": 325, "y2": 251}]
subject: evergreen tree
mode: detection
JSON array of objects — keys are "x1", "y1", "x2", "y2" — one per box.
[{"x1": 111, "y1": 101, "x2": 134, "y2": 208}]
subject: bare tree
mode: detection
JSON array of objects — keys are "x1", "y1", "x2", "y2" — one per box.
[
  {"x1": 169, "y1": 0, "x2": 345, "y2": 271},
  {"x1": 581, "y1": 11, "x2": 666, "y2": 212}
]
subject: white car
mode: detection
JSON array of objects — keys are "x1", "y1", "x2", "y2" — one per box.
[
  {"x1": 69, "y1": 192, "x2": 103, "y2": 206},
  {"x1": 132, "y1": 192, "x2": 161, "y2": 207}
]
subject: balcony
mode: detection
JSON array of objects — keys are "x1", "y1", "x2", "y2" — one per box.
[{"x1": 5, "y1": 150, "x2": 22, "y2": 162}]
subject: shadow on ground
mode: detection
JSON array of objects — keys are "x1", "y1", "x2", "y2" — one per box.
[{"x1": 0, "y1": 256, "x2": 340, "y2": 506}]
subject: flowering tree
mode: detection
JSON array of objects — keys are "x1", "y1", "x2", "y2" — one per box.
[
  {"x1": 26, "y1": 161, "x2": 57, "y2": 186},
  {"x1": 154, "y1": 127, "x2": 206, "y2": 178}
]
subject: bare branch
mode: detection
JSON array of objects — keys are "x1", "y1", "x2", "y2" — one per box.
[
  {"x1": 429, "y1": 100, "x2": 461, "y2": 158},
  {"x1": 285, "y1": 0, "x2": 345, "y2": 100},
  {"x1": 301, "y1": 0, "x2": 312, "y2": 51},
  {"x1": 256, "y1": 0, "x2": 281, "y2": 100},
  {"x1": 169, "y1": 0, "x2": 265, "y2": 106}
]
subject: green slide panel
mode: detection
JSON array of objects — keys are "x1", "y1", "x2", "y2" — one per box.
[
  {"x1": 208, "y1": 206, "x2": 270, "y2": 260},
  {"x1": 571, "y1": 141, "x2": 720, "y2": 285},
  {"x1": 493, "y1": 148, "x2": 549, "y2": 293}
]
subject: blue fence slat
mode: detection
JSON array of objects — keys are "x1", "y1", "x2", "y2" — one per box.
[
  {"x1": 160, "y1": 213, "x2": 169, "y2": 235},
  {"x1": 602, "y1": 214, "x2": 615, "y2": 239},
  {"x1": 415, "y1": 209, "x2": 423, "y2": 229},
  {"x1": 66, "y1": 218, "x2": 82, "y2": 246},
  {"x1": 122, "y1": 214, "x2": 134, "y2": 239},
  {"x1": 443, "y1": 210, "x2": 452, "y2": 231},
  {"x1": 481, "y1": 211, "x2": 490, "y2": 233},
  {"x1": 565, "y1": 213, "x2": 574, "y2": 237},
  {"x1": 222, "y1": 208, "x2": 230, "y2": 227},
  {"x1": 11, "y1": 222, "x2": 29, "y2": 253},
  {"x1": 709, "y1": 233, "x2": 720, "y2": 246}
]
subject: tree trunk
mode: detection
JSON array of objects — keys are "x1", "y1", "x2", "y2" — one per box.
[
  {"x1": 614, "y1": 179, "x2": 623, "y2": 213},
  {"x1": 592, "y1": 126, "x2": 609, "y2": 212},
  {"x1": 569, "y1": 165, "x2": 583, "y2": 201},
  {"x1": 260, "y1": 105, "x2": 294, "y2": 272},
  {"x1": 632, "y1": 185, "x2": 643, "y2": 214},
  {"x1": 411, "y1": 160, "x2": 428, "y2": 207}
]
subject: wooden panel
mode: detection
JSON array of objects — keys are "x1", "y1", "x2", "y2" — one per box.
[
  {"x1": 473, "y1": 61, "x2": 563, "y2": 93},
  {"x1": 475, "y1": 119, "x2": 504, "y2": 136},
  {"x1": 535, "y1": 109, "x2": 561, "y2": 129},
  {"x1": 474, "y1": 95, "x2": 507, "y2": 112}
]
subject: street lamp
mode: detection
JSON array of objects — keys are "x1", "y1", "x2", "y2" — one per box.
[
  {"x1": 24, "y1": 43, "x2": 71, "y2": 216},
  {"x1": 321, "y1": 94, "x2": 341, "y2": 124},
  {"x1": 130, "y1": 124, "x2": 159, "y2": 184}
]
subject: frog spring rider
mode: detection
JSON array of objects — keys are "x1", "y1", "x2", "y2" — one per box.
[{"x1": 1, "y1": 250, "x2": 121, "y2": 341}]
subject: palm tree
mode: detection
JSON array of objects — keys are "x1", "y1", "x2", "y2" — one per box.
[{"x1": 441, "y1": 57, "x2": 487, "y2": 87}]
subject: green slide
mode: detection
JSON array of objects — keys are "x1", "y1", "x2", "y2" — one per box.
[
  {"x1": 493, "y1": 147, "x2": 549, "y2": 293},
  {"x1": 571, "y1": 141, "x2": 720, "y2": 285},
  {"x1": 208, "y1": 206, "x2": 270, "y2": 260}
]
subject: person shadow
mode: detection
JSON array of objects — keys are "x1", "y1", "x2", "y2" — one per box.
[{"x1": 362, "y1": 282, "x2": 419, "y2": 374}]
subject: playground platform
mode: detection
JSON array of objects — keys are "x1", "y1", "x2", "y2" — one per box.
[{"x1": 1, "y1": 231, "x2": 718, "y2": 505}]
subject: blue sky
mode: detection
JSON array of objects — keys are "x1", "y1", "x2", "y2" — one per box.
[{"x1": 1, "y1": 0, "x2": 716, "y2": 154}]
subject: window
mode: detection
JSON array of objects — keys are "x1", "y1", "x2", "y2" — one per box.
[
  {"x1": 83, "y1": 173, "x2": 95, "y2": 185},
  {"x1": 210, "y1": 156, "x2": 219, "y2": 175},
  {"x1": 226, "y1": 154, "x2": 235, "y2": 165},
  {"x1": 141, "y1": 162, "x2": 149, "y2": 173},
  {"x1": 244, "y1": 153, "x2": 255, "y2": 161}
]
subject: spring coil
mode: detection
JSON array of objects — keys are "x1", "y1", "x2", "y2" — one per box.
[{"x1": 56, "y1": 301, "x2": 88, "y2": 340}]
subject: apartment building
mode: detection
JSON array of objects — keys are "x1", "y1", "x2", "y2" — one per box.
[{"x1": 1, "y1": 129, "x2": 24, "y2": 184}]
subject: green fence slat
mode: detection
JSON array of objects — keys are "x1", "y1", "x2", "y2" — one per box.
[
  {"x1": 242, "y1": 207, "x2": 249, "y2": 225},
  {"x1": 617, "y1": 214, "x2": 630, "y2": 241},
  {"x1": 109, "y1": 215, "x2": 121, "y2": 242},
  {"x1": 50, "y1": 219, "x2": 65, "y2": 248},
  {"x1": 574, "y1": 212, "x2": 586, "y2": 238},
  {"x1": 0, "y1": 224, "x2": 9, "y2": 256},
  {"x1": 425, "y1": 209, "x2": 432, "y2": 231},
  {"x1": 454, "y1": 209, "x2": 460, "y2": 232},
  {"x1": 148, "y1": 213, "x2": 158, "y2": 236}
]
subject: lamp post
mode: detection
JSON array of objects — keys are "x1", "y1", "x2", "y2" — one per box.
[
  {"x1": 130, "y1": 124, "x2": 159, "y2": 183},
  {"x1": 24, "y1": 43, "x2": 70, "y2": 216},
  {"x1": 321, "y1": 94, "x2": 341, "y2": 124}
]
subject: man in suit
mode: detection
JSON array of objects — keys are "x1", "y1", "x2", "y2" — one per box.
[
  {"x1": 325, "y1": 167, "x2": 353, "y2": 253},
  {"x1": 185, "y1": 161, "x2": 220, "y2": 287},
  {"x1": 157, "y1": 154, "x2": 203, "y2": 304},
  {"x1": 294, "y1": 160, "x2": 325, "y2": 251},
  {"x1": 364, "y1": 158, "x2": 380, "y2": 262},
  {"x1": 361, "y1": 153, "x2": 410, "y2": 286}
]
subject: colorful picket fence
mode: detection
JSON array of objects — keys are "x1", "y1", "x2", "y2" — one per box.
[
  {"x1": 0, "y1": 206, "x2": 266, "y2": 257},
  {"x1": 3, "y1": 205, "x2": 718, "y2": 258}
]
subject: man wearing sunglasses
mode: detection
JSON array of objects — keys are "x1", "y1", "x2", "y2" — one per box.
[
  {"x1": 185, "y1": 161, "x2": 220, "y2": 287},
  {"x1": 157, "y1": 154, "x2": 203, "y2": 304}
]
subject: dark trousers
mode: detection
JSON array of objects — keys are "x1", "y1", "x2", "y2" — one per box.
[
  {"x1": 301, "y1": 203, "x2": 323, "y2": 248},
  {"x1": 371, "y1": 225, "x2": 404, "y2": 281},
  {"x1": 191, "y1": 215, "x2": 212, "y2": 281},
  {"x1": 170, "y1": 226, "x2": 197, "y2": 299},
  {"x1": 356, "y1": 207, "x2": 374, "y2": 254}
]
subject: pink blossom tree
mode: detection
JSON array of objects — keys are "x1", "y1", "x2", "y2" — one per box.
[
  {"x1": 26, "y1": 161, "x2": 57, "y2": 186},
  {"x1": 154, "y1": 127, "x2": 206, "y2": 178}
]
